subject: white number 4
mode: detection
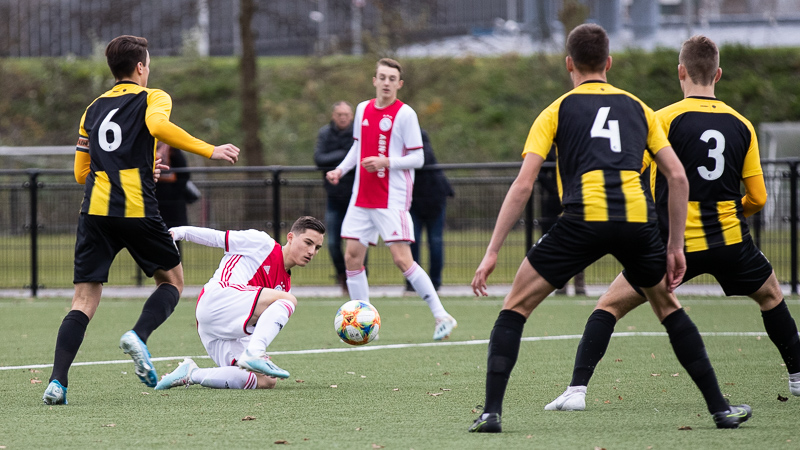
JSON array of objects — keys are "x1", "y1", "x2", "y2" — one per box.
[{"x1": 591, "y1": 107, "x2": 621, "y2": 152}]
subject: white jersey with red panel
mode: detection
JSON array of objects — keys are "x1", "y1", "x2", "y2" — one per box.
[
  {"x1": 351, "y1": 99, "x2": 423, "y2": 210},
  {"x1": 204, "y1": 229, "x2": 291, "y2": 292}
]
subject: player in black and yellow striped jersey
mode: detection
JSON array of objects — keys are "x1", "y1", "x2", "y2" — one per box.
[
  {"x1": 43, "y1": 36, "x2": 240, "y2": 406},
  {"x1": 549, "y1": 35, "x2": 800, "y2": 411},
  {"x1": 468, "y1": 25, "x2": 750, "y2": 433}
]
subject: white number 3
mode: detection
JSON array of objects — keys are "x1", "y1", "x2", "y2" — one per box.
[
  {"x1": 591, "y1": 107, "x2": 621, "y2": 152},
  {"x1": 698, "y1": 129, "x2": 725, "y2": 181},
  {"x1": 98, "y1": 108, "x2": 122, "y2": 152}
]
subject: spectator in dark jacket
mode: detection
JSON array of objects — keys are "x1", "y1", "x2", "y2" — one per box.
[
  {"x1": 314, "y1": 101, "x2": 357, "y2": 295},
  {"x1": 405, "y1": 130, "x2": 454, "y2": 292},
  {"x1": 156, "y1": 142, "x2": 192, "y2": 256}
]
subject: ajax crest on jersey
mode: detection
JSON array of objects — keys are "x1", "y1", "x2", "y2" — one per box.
[{"x1": 334, "y1": 300, "x2": 381, "y2": 345}]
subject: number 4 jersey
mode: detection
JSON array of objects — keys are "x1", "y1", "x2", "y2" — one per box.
[
  {"x1": 76, "y1": 81, "x2": 213, "y2": 218},
  {"x1": 522, "y1": 81, "x2": 670, "y2": 223}
]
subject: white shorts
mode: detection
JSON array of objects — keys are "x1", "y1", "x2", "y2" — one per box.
[
  {"x1": 341, "y1": 206, "x2": 415, "y2": 247},
  {"x1": 195, "y1": 284, "x2": 261, "y2": 367}
]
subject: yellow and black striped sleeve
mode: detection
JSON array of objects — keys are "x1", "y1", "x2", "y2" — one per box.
[{"x1": 145, "y1": 89, "x2": 214, "y2": 159}]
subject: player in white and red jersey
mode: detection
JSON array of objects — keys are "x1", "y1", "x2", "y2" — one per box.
[
  {"x1": 326, "y1": 58, "x2": 457, "y2": 341},
  {"x1": 154, "y1": 216, "x2": 325, "y2": 391}
]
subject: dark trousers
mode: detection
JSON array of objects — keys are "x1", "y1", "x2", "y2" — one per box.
[{"x1": 409, "y1": 207, "x2": 446, "y2": 289}]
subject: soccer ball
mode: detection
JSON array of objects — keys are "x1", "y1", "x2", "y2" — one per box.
[{"x1": 334, "y1": 300, "x2": 381, "y2": 345}]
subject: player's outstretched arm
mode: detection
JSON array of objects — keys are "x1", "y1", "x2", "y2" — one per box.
[
  {"x1": 471, "y1": 153, "x2": 543, "y2": 296},
  {"x1": 169, "y1": 226, "x2": 226, "y2": 249},
  {"x1": 210, "y1": 144, "x2": 240, "y2": 164},
  {"x1": 653, "y1": 145, "x2": 688, "y2": 291}
]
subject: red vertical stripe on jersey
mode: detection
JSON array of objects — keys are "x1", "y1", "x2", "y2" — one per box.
[{"x1": 355, "y1": 99, "x2": 404, "y2": 208}]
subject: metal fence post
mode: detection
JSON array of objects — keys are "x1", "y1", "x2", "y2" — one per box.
[
  {"x1": 273, "y1": 169, "x2": 282, "y2": 244},
  {"x1": 791, "y1": 161, "x2": 799, "y2": 295},
  {"x1": 26, "y1": 170, "x2": 39, "y2": 297}
]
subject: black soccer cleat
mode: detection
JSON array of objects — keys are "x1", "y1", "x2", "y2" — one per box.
[
  {"x1": 713, "y1": 404, "x2": 752, "y2": 429},
  {"x1": 468, "y1": 413, "x2": 502, "y2": 433}
]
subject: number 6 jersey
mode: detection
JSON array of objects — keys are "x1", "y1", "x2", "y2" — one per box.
[{"x1": 76, "y1": 81, "x2": 214, "y2": 218}]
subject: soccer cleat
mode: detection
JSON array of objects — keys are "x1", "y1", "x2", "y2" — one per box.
[
  {"x1": 468, "y1": 413, "x2": 502, "y2": 433},
  {"x1": 237, "y1": 350, "x2": 290, "y2": 379},
  {"x1": 433, "y1": 316, "x2": 457, "y2": 341},
  {"x1": 544, "y1": 390, "x2": 586, "y2": 411},
  {"x1": 119, "y1": 330, "x2": 158, "y2": 387},
  {"x1": 713, "y1": 404, "x2": 752, "y2": 429},
  {"x1": 42, "y1": 380, "x2": 67, "y2": 405},
  {"x1": 789, "y1": 380, "x2": 800, "y2": 396},
  {"x1": 155, "y1": 358, "x2": 199, "y2": 390}
]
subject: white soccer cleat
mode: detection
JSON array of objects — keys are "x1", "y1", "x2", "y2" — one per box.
[
  {"x1": 433, "y1": 316, "x2": 457, "y2": 341},
  {"x1": 544, "y1": 390, "x2": 586, "y2": 411},
  {"x1": 789, "y1": 379, "x2": 800, "y2": 396},
  {"x1": 155, "y1": 358, "x2": 199, "y2": 390}
]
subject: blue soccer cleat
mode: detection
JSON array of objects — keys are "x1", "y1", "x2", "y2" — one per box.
[
  {"x1": 43, "y1": 379, "x2": 67, "y2": 405},
  {"x1": 119, "y1": 330, "x2": 158, "y2": 387},
  {"x1": 155, "y1": 358, "x2": 198, "y2": 390},
  {"x1": 236, "y1": 350, "x2": 289, "y2": 379}
]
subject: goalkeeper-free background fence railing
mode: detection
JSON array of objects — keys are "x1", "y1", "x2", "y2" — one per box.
[{"x1": 1, "y1": 160, "x2": 798, "y2": 297}]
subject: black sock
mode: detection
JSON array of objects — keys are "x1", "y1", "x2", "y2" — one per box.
[
  {"x1": 132, "y1": 283, "x2": 180, "y2": 343},
  {"x1": 484, "y1": 309, "x2": 526, "y2": 415},
  {"x1": 49, "y1": 310, "x2": 91, "y2": 387},
  {"x1": 571, "y1": 309, "x2": 617, "y2": 386},
  {"x1": 662, "y1": 308, "x2": 727, "y2": 414},
  {"x1": 762, "y1": 299, "x2": 800, "y2": 374}
]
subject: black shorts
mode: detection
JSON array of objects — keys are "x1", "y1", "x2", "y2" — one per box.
[
  {"x1": 73, "y1": 214, "x2": 181, "y2": 283},
  {"x1": 527, "y1": 215, "x2": 666, "y2": 289},
  {"x1": 624, "y1": 235, "x2": 772, "y2": 297}
]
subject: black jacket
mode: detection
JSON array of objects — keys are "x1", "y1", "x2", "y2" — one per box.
[
  {"x1": 314, "y1": 120, "x2": 355, "y2": 200},
  {"x1": 410, "y1": 130, "x2": 454, "y2": 219}
]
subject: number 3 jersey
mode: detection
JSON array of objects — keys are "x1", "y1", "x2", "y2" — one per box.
[
  {"x1": 76, "y1": 81, "x2": 213, "y2": 218},
  {"x1": 651, "y1": 97, "x2": 762, "y2": 252},
  {"x1": 522, "y1": 81, "x2": 670, "y2": 223}
]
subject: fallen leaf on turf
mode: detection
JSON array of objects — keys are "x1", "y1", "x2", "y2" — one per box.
[
  {"x1": 30, "y1": 378, "x2": 41, "y2": 384},
  {"x1": 102, "y1": 424, "x2": 116, "y2": 428},
  {"x1": 614, "y1": 359, "x2": 622, "y2": 362},
  {"x1": 725, "y1": 382, "x2": 735, "y2": 385},
  {"x1": 651, "y1": 373, "x2": 660, "y2": 377},
  {"x1": 347, "y1": 371, "x2": 355, "y2": 375},
  {"x1": 443, "y1": 372, "x2": 450, "y2": 375},
  {"x1": 651, "y1": 353, "x2": 655, "y2": 359},
  {"x1": 526, "y1": 435, "x2": 532, "y2": 439},
  {"x1": 295, "y1": 379, "x2": 304, "y2": 383},
  {"x1": 626, "y1": 325, "x2": 636, "y2": 330},
  {"x1": 440, "y1": 388, "x2": 451, "y2": 391},
  {"x1": 141, "y1": 392, "x2": 150, "y2": 395},
  {"x1": 393, "y1": 388, "x2": 399, "y2": 391},
  {"x1": 678, "y1": 426, "x2": 692, "y2": 431},
  {"x1": 361, "y1": 375, "x2": 366, "y2": 378},
  {"x1": 427, "y1": 392, "x2": 442, "y2": 396},
  {"x1": 594, "y1": 447, "x2": 607, "y2": 450},
  {"x1": 372, "y1": 444, "x2": 384, "y2": 449},
  {"x1": 756, "y1": 336, "x2": 761, "y2": 340},
  {"x1": 671, "y1": 373, "x2": 680, "y2": 377},
  {"x1": 242, "y1": 416, "x2": 256, "y2": 421},
  {"x1": 274, "y1": 440, "x2": 288, "y2": 444},
  {"x1": 330, "y1": 385, "x2": 337, "y2": 388},
  {"x1": 355, "y1": 427, "x2": 362, "y2": 431},
  {"x1": 303, "y1": 438, "x2": 310, "y2": 441},
  {"x1": 618, "y1": 396, "x2": 623, "y2": 401},
  {"x1": 29, "y1": 369, "x2": 41, "y2": 373},
  {"x1": 604, "y1": 400, "x2": 610, "y2": 404},
  {"x1": 778, "y1": 395, "x2": 789, "y2": 402}
]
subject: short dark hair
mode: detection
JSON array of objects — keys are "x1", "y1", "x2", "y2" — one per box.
[
  {"x1": 332, "y1": 100, "x2": 353, "y2": 112},
  {"x1": 679, "y1": 35, "x2": 719, "y2": 86},
  {"x1": 105, "y1": 35, "x2": 148, "y2": 80},
  {"x1": 290, "y1": 216, "x2": 326, "y2": 235},
  {"x1": 566, "y1": 24, "x2": 609, "y2": 73},
  {"x1": 377, "y1": 58, "x2": 403, "y2": 79}
]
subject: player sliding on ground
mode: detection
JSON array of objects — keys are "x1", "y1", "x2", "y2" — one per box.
[{"x1": 154, "y1": 216, "x2": 324, "y2": 391}]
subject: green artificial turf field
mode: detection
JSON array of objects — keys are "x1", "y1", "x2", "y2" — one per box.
[{"x1": 1, "y1": 295, "x2": 799, "y2": 449}]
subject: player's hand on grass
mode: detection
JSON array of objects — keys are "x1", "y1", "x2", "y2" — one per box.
[
  {"x1": 472, "y1": 252, "x2": 498, "y2": 297},
  {"x1": 665, "y1": 247, "x2": 686, "y2": 293},
  {"x1": 154, "y1": 158, "x2": 169, "y2": 183},
  {"x1": 211, "y1": 144, "x2": 240, "y2": 164},
  {"x1": 326, "y1": 169, "x2": 342, "y2": 185}
]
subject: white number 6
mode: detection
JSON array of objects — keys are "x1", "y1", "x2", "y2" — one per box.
[
  {"x1": 98, "y1": 108, "x2": 122, "y2": 152},
  {"x1": 697, "y1": 129, "x2": 725, "y2": 181}
]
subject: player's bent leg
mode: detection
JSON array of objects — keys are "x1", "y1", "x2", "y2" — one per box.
[
  {"x1": 750, "y1": 271, "x2": 784, "y2": 311},
  {"x1": 502, "y1": 259, "x2": 556, "y2": 316},
  {"x1": 595, "y1": 273, "x2": 648, "y2": 320},
  {"x1": 753, "y1": 272, "x2": 800, "y2": 394},
  {"x1": 344, "y1": 239, "x2": 370, "y2": 301}
]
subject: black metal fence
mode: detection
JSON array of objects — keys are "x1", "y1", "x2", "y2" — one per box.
[{"x1": 1, "y1": 160, "x2": 798, "y2": 297}]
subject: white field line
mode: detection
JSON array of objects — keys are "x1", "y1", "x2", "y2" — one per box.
[{"x1": 0, "y1": 331, "x2": 767, "y2": 371}]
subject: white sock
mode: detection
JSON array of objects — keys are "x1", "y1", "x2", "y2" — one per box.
[
  {"x1": 246, "y1": 298, "x2": 294, "y2": 354},
  {"x1": 404, "y1": 263, "x2": 448, "y2": 318},
  {"x1": 346, "y1": 267, "x2": 370, "y2": 302},
  {"x1": 565, "y1": 385, "x2": 587, "y2": 395},
  {"x1": 191, "y1": 366, "x2": 257, "y2": 389}
]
